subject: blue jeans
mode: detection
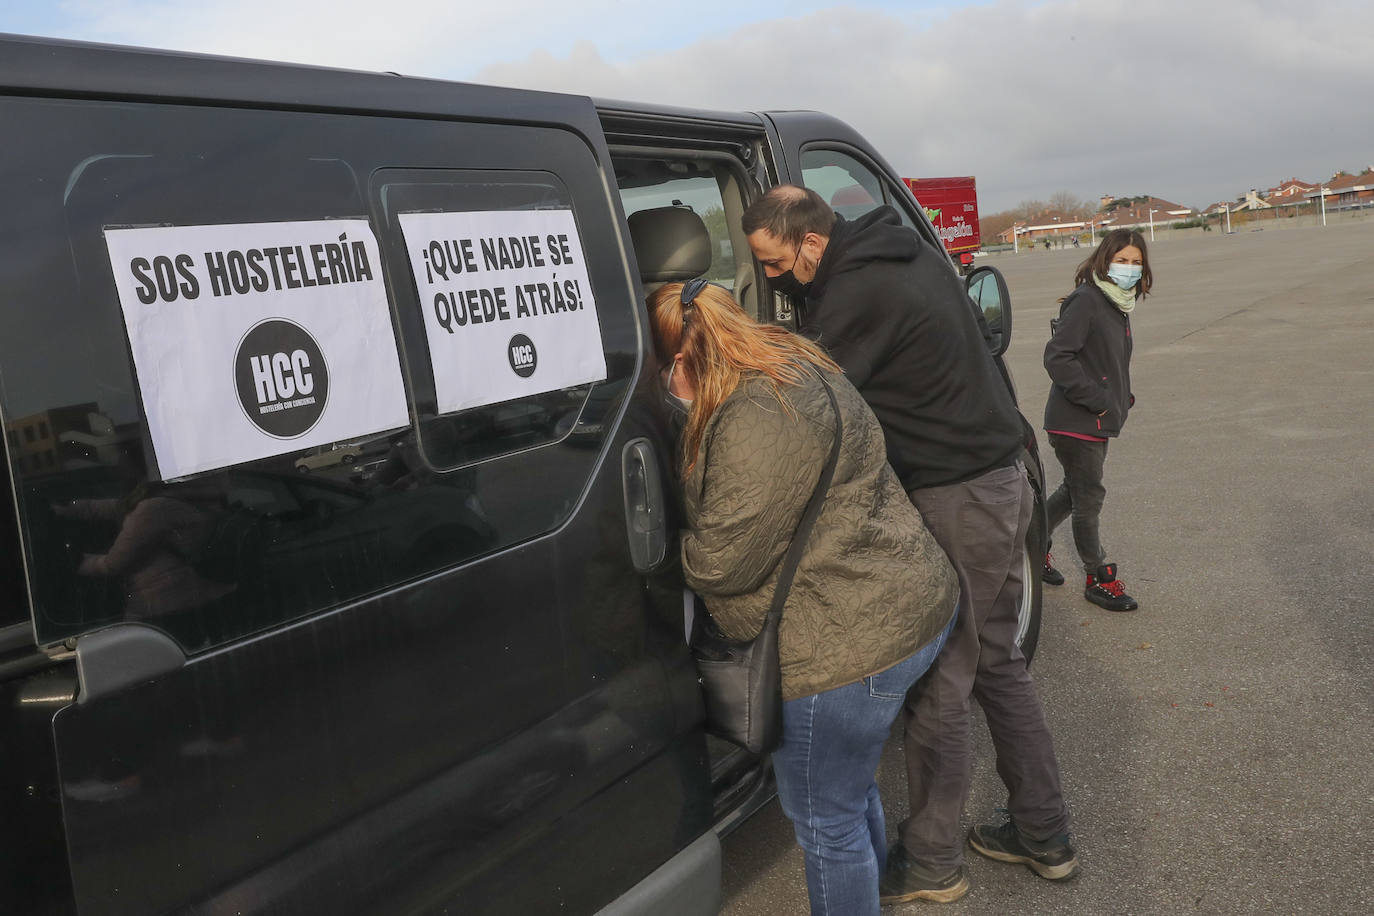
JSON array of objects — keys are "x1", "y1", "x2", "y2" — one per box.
[{"x1": 772, "y1": 616, "x2": 954, "y2": 916}]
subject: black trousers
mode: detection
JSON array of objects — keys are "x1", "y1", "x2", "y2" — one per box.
[{"x1": 1045, "y1": 433, "x2": 1109, "y2": 573}]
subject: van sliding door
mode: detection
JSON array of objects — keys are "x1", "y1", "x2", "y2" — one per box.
[{"x1": 0, "y1": 48, "x2": 707, "y2": 915}]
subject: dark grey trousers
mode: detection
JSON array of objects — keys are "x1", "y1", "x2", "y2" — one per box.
[
  {"x1": 1045, "y1": 433, "x2": 1109, "y2": 573},
  {"x1": 900, "y1": 463, "x2": 1071, "y2": 868}
]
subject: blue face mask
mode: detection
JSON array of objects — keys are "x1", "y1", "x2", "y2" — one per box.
[{"x1": 1107, "y1": 263, "x2": 1142, "y2": 291}]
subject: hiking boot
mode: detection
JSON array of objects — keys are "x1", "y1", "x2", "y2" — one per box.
[
  {"x1": 1085, "y1": 563, "x2": 1138, "y2": 612},
  {"x1": 879, "y1": 844, "x2": 970, "y2": 904},
  {"x1": 1042, "y1": 552, "x2": 1065, "y2": 586},
  {"x1": 968, "y1": 818, "x2": 1079, "y2": 880}
]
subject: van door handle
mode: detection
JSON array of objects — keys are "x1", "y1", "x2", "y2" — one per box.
[{"x1": 621, "y1": 438, "x2": 667, "y2": 573}]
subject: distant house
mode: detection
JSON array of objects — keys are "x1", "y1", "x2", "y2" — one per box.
[
  {"x1": 995, "y1": 211, "x2": 1096, "y2": 245},
  {"x1": 1096, "y1": 196, "x2": 1196, "y2": 230},
  {"x1": 1303, "y1": 168, "x2": 1374, "y2": 210},
  {"x1": 1200, "y1": 178, "x2": 1320, "y2": 223},
  {"x1": 995, "y1": 195, "x2": 1202, "y2": 244},
  {"x1": 1225, "y1": 189, "x2": 1273, "y2": 213},
  {"x1": 1266, "y1": 177, "x2": 1316, "y2": 201}
]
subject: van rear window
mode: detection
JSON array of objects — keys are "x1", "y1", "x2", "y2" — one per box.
[{"x1": 0, "y1": 97, "x2": 631, "y2": 652}]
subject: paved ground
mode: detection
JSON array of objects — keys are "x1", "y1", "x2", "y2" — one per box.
[{"x1": 720, "y1": 220, "x2": 1374, "y2": 915}]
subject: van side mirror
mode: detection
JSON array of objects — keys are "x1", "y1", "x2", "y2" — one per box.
[{"x1": 966, "y1": 265, "x2": 1012, "y2": 356}]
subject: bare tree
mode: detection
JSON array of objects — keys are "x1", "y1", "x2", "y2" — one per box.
[
  {"x1": 1015, "y1": 199, "x2": 1047, "y2": 222},
  {"x1": 981, "y1": 210, "x2": 1016, "y2": 241},
  {"x1": 1049, "y1": 190, "x2": 1085, "y2": 218}
]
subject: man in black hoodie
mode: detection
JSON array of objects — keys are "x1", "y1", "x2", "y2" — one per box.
[{"x1": 744, "y1": 186, "x2": 1076, "y2": 902}]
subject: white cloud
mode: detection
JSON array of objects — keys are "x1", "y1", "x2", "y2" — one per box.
[
  {"x1": 38, "y1": 0, "x2": 1374, "y2": 212},
  {"x1": 477, "y1": 0, "x2": 1374, "y2": 212},
  {"x1": 58, "y1": 0, "x2": 632, "y2": 73},
  {"x1": 51, "y1": 0, "x2": 943, "y2": 75}
]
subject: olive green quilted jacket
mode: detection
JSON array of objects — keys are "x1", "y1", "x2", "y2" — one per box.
[{"x1": 682, "y1": 369, "x2": 957, "y2": 701}]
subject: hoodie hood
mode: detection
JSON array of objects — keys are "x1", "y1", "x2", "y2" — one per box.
[
  {"x1": 811, "y1": 207, "x2": 922, "y2": 296},
  {"x1": 793, "y1": 202, "x2": 1024, "y2": 489}
]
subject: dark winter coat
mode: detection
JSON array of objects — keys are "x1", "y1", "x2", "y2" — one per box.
[
  {"x1": 799, "y1": 207, "x2": 1024, "y2": 491},
  {"x1": 1043, "y1": 282, "x2": 1134, "y2": 437},
  {"x1": 680, "y1": 369, "x2": 957, "y2": 701}
]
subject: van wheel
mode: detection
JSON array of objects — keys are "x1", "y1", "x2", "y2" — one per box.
[{"x1": 1017, "y1": 485, "x2": 1046, "y2": 664}]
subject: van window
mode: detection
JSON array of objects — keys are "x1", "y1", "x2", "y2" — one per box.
[
  {"x1": 801, "y1": 147, "x2": 919, "y2": 230},
  {"x1": 612, "y1": 153, "x2": 762, "y2": 316},
  {"x1": 0, "y1": 97, "x2": 632, "y2": 653},
  {"x1": 373, "y1": 170, "x2": 603, "y2": 470}
]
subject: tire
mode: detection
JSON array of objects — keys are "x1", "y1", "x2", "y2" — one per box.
[
  {"x1": 341, "y1": 453, "x2": 356, "y2": 464},
  {"x1": 1017, "y1": 490, "x2": 1046, "y2": 664},
  {"x1": 1016, "y1": 444, "x2": 1048, "y2": 664}
]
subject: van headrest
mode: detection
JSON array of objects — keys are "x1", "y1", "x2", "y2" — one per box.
[{"x1": 627, "y1": 207, "x2": 712, "y2": 283}]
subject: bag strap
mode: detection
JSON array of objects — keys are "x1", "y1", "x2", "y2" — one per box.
[{"x1": 765, "y1": 372, "x2": 843, "y2": 623}]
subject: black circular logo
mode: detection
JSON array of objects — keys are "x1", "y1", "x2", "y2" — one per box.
[
  {"x1": 508, "y1": 333, "x2": 537, "y2": 378},
  {"x1": 234, "y1": 318, "x2": 329, "y2": 438}
]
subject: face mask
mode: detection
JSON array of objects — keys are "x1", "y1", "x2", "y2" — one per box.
[
  {"x1": 662, "y1": 361, "x2": 692, "y2": 415},
  {"x1": 1107, "y1": 263, "x2": 1142, "y2": 291},
  {"x1": 769, "y1": 245, "x2": 813, "y2": 299}
]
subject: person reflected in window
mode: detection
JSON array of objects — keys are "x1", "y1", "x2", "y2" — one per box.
[
  {"x1": 57, "y1": 481, "x2": 236, "y2": 621},
  {"x1": 651, "y1": 279, "x2": 957, "y2": 916}
]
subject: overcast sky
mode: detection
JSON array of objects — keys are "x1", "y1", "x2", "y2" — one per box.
[{"x1": 7, "y1": 0, "x2": 1371, "y2": 212}]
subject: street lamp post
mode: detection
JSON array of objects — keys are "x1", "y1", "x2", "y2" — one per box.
[
  {"x1": 1149, "y1": 208, "x2": 1157, "y2": 241},
  {"x1": 1320, "y1": 186, "x2": 1327, "y2": 226},
  {"x1": 1224, "y1": 202, "x2": 1231, "y2": 233}
]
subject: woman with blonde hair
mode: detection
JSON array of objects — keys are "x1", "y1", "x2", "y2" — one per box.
[{"x1": 652, "y1": 278, "x2": 961, "y2": 914}]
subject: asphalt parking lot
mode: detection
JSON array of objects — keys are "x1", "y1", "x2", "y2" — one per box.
[{"x1": 720, "y1": 218, "x2": 1374, "y2": 915}]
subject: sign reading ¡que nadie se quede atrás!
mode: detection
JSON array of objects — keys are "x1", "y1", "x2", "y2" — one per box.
[
  {"x1": 398, "y1": 209, "x2": 607, "y2": 415},
  {"x1": 104, "y1": 219, "x2": 410, "y2": 480}
]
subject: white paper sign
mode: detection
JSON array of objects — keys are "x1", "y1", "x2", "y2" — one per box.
[
  {"x1": 104, "y1": 219, "x2": 410, "y2": 480},
  {"x1": 398, "y1": 209, "x2": 607, "y2": 414}
]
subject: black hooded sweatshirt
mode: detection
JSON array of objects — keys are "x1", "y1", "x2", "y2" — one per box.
[
  {"x1": 1042, "y1": 282, "x2": 1134, "y2": 437},
  {"x1": 798, "y1": 207, "x2": 1023, "y2": 491}
]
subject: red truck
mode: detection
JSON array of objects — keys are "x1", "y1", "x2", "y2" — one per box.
[{"x1": 903, "y1": 176, "x2": 980, "y2": 273}]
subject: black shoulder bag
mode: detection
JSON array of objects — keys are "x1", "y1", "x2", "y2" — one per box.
[{"x1": 690, "y1": 375, "x2": 842, "y2": 755}]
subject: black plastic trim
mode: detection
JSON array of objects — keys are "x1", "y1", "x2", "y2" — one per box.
[
  {"x1": 593, "y1": 831, "x2": 721, "y2": 916},
  {"x1": 74, "y1": 624, "x2": 185, "y2": 703}
]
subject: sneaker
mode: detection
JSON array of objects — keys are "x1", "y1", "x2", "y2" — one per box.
[
  {"x1": 968, "y1": 818, "x2": 1079, "y2": 880},
  {"x1": 1042, "y1": 552, "x2": 1065, "y2": 586},
  {"x1": 1085, "y1": 563, "x2": 1138, "y2": 612},
  {"x1": 879, "y1": 844, "x2": 970, "y2": 904}
]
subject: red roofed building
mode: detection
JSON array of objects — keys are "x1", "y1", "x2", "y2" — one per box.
[
  {"x1": 1266, "y1": 177, "x2": 1316, "y2": 201},
  {"x1": 1304, "y1": 169, "x2": 1374, "y2": 210},
  {"x1": 1096, "y1": 196, "x2": 1196, "y2": 230}
]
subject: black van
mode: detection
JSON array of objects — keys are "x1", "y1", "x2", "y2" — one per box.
[{"x1": 0, "y1": 34, "x2": 1043, "y2": 915}]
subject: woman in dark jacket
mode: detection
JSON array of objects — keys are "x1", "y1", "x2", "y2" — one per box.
[
  {"x1": 1041, "y1": 229, "x2": 1152, "y2": 611},
  {"x1": 651, "y1": 279, "x2": 958, "y2": 915}
]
